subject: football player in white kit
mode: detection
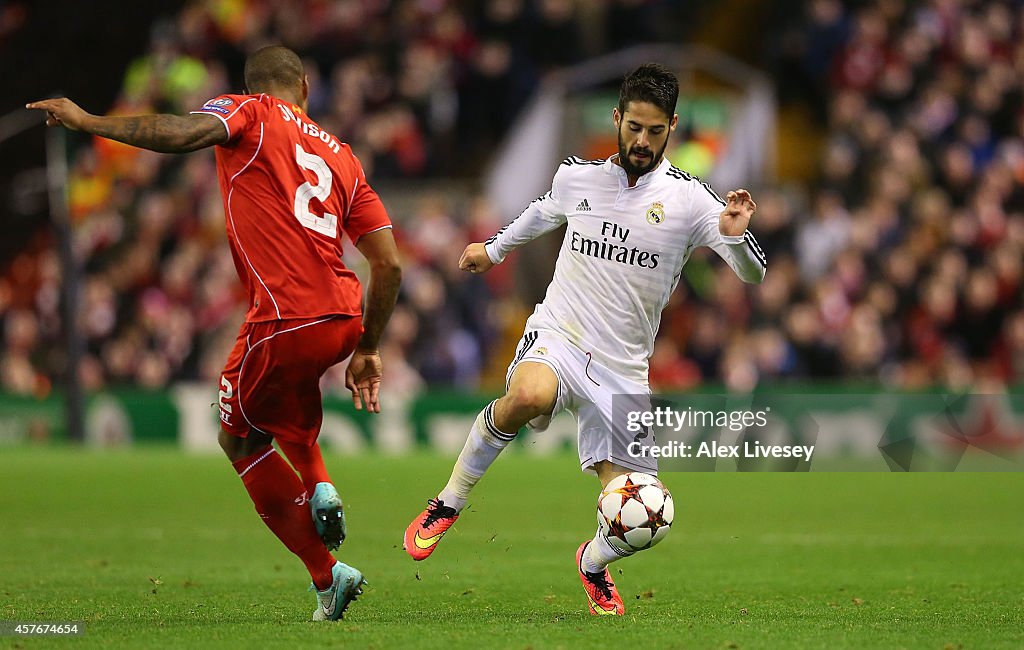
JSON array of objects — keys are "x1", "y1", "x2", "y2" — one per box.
[{"x1": 404, "y1": 63, "x2": 766, "y2": 615}]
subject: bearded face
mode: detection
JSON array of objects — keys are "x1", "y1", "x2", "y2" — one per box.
[{"x1": 614, "y1": 101, "x2": 676, "y2": 178}]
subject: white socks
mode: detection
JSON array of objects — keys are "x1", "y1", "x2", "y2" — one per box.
[
  {"x1": 582, "y1": 529, "x2": 632, "y2": 573},
  {"x1": 436, "y1": 401, "x2": 640, "y2": 577},
  {"x1": 437, "y1": 401, "x2": 516, "y2": 512}
]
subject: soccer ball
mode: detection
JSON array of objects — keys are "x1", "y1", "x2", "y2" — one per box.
[{"x1": 597, "y1": 472, "x2": 674, "y2": 553}]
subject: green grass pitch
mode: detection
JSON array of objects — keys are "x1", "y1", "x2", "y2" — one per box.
[{"x1": 1, "y1": 447, "x2": 1022, "y2": 649}]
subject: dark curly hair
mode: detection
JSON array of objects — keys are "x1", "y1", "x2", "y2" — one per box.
[{"x1": 618, "y1": 63, "x2": 679, "y2": 119}]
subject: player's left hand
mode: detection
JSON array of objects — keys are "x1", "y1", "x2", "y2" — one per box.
[
  {"x1": 26, "y1": 97, "x2": 92, "y2": 131},
  {"x1": 719, "y1": 188, "x2": 757, "y2": 237},
  {"x1": 345, "y1": 349, "x2": 383, "y2": 413}
]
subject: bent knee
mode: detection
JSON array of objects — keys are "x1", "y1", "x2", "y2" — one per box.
[
  {"x1": 504, "y1": 383, "x2": 556, "y2": 419},
  {"x1": 218, "y1": 429, "x2": 243, "y2": 460},
  {"x1": 219, "y1": 428, "x2": 272, "y2": 462}
]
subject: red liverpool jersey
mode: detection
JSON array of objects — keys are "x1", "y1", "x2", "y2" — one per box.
[{"x1": 191, "y1": 93, "x2": 391, "y2": 323}]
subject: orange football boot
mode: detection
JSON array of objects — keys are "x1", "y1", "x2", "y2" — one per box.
[
  {"x1": 404, "y1": 498, "x2": 459, "y2": 561},
  {"x1": 576, "y1": 541, "x2": 625, "y2": 616}
]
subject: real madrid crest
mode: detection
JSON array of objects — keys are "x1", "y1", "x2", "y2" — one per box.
[{"x1": 646, "y1": 201, "x2": 666, "y2": 225}]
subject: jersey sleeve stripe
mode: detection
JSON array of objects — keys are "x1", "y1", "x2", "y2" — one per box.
[
  {"x1": 223, "y1": 96, "x2": 260, "y2": 121},
  {"x1": 561, "y1": 155, "x2": 604, "y2": 166},
  {"x1": 700, "y1": 181, "x2": 726, "y2": 206},
  {"x1": 189, "y1": 110, "x2": 231, "y2": 139},
  {"x1": 354, "y1": 224, "x2": 393, "y2": 240},
  {"x1": 190, "y1": 96, "x2": 259, "y2": 140},
  {"x1": 744, "y1": 231, "x2": 767, "y2": 267},
  {"x1": 666, "y1": 166, "x2": 728, "y2": 206},
  {"x1": 485, "y1": 224, "x2": 510, "y2": 245},
  {"x1": 484, "y1": 191, "x2": 545, "y2": 243}
]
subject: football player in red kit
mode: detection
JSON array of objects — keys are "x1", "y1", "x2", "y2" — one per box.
[{"x1": 28, "y1": 45, "x2": 401, "y2": 621}]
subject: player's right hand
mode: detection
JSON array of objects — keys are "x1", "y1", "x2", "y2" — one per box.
[
  {"x1": 458, "y1": 243, "x2": 495, "y2": 274},
  {"x1": 345, "y1": 349, "x2": 383, "y2": 413},
  {"x1": 25, "y1": 98, "x2": 91, "y2": 131}
]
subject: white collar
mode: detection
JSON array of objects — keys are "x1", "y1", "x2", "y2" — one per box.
[{"x1": 603, "y1": 155, "x2": 670, "y2": 188}]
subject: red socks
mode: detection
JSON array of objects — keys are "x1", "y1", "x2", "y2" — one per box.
[
  {"x1": 276, "y1": 440, "x2": 331, "y2": 496},
  {"x1": 232, "y1": 447, "x2": 335, "y2": 590}
]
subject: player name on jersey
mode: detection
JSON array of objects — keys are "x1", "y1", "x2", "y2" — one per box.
[{"x1": 276, "y1": 104, "x2": 341, "y2": 154}]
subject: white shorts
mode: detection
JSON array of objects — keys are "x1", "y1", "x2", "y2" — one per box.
[{"x1": 506, "y1": 329, "x2": 658, "y2": 476}]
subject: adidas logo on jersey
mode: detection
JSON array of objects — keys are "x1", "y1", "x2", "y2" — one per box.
[{"x1": 576, "y1": 199, "x2": 592, "y2": 212}]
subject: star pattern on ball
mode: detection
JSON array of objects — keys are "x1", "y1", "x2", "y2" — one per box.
[
  {"x1": 607, "y1": 475, "x2": 646, "y2": 509},
  {"x1": 645, "y1": 507, "x2": 669, "y2": 532},
  {"x1": 599, "y1": 473, "x2": 673, "y2": 553},
  {"x1": 606, "y1": 513, "x2": 632, "y2": 540}
]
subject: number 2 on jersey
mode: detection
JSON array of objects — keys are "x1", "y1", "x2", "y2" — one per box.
[{"x1": 293, "y1": 144, "x2": 338, "y2": 237}]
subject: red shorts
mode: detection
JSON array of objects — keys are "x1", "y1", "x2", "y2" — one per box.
[{"x1": 218, "y1": 315, "x2": 362, "y2": 445}]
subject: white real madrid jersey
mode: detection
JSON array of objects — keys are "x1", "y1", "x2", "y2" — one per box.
[{"x1": 485, "y1": 155, "x2": 766, "y2": 385}]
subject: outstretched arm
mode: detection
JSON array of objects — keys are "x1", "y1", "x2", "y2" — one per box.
[
  {"x1": 479, "y1": 175, "x2": 568, "y2": 268},
  {"x1": 459, "y1": 193, "x2": 567, "y2": 275},
  {"x1": 26, "y1": 98, "x2": 227, "y2": 153}
]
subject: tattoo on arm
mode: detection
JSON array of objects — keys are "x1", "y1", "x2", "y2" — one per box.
[{"x1": 88, "y1": 114, "x2": 226, "y2": 153}]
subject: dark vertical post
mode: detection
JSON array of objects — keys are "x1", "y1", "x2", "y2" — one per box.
[{"x1": 46, "y1": 125, "x2": 85, "y2": 442}]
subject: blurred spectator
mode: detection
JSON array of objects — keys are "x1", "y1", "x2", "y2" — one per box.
[{"x1": 4, "y1": 0, "x2": 1024, "y2": 396}]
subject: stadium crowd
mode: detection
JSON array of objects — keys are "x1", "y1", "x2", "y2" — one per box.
[{"x1": 2, "y1": 0, "x2": 1023, "y2": 398}]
